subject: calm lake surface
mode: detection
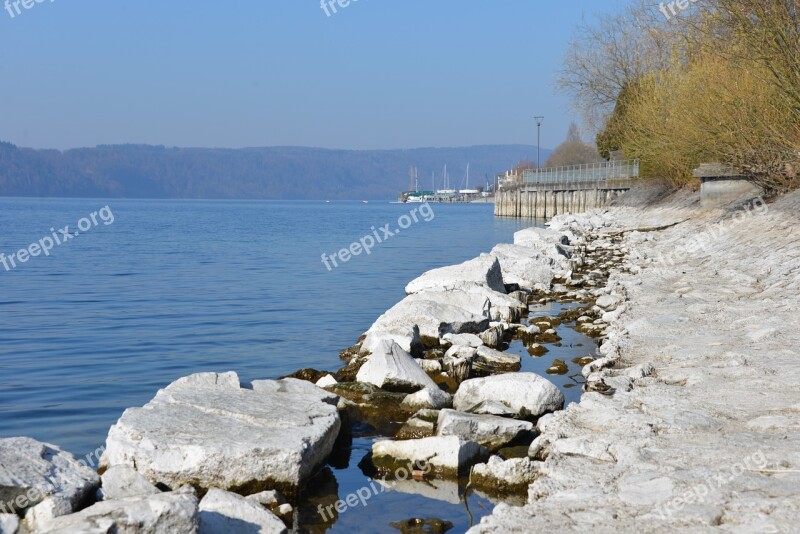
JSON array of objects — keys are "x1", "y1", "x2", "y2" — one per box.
[{"x1": 0, "y1": 198, "x2": 541, "y2": 531}]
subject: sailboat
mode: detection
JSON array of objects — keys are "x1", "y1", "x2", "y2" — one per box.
[
  {"x1": 459, "y1": 163, "x2": 480, "y2": 197},
  {"x1": 436, "y1": 164, "x2": 457, "y2": 198}
]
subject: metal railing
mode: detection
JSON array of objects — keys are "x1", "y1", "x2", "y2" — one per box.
[{"x1": 523, "y1": 159, "x2": 640, "y2": 185}]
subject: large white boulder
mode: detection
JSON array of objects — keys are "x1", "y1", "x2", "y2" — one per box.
[
  {"x1": 401, "y1": 388, "x2": 453, "y2": 411},
  {"x1": 436, "y1": 410, "x2": 534, "y2": 451},
  {"x1": 0, "y1": 438, "x2": 99, "y2": 526},
  {"x1": 371, "y1": 436, "x2": 489, "y2": 478},
  {"x1": 361, "y1": 293, "x2": 490, "y2": 354},
  {"x1": 490, "y1": 243, "x2": 560, "y2": 290},
  {"x1": 405, "y1": 255, "x2": 506, "y2": 295},
  {"x1": 36, "y1": 490, "x2": 198, "y2": 534},
  {"x1": 199, "y1": 488, "x2": 287, "y2": 534},
  {"x1": 100, "y1": 372, "x2": 341, "y2": 495},
  {"x1": 513, "y1": 228, "x2": 572, "y2": 270},
  {"x1": 356, "y1": 341, "x2": 438, "y2": 392},
  {"x1": 453, "y1": 373, "x2": 564, "y2": 419}
]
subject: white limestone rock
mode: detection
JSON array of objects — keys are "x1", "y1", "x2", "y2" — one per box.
[
  {"x1": 472, "y1": 346, "x2": 521, "y2": 375},
  {"x1": 371, "y1": 436, "x2": 489, "y2": 478},
  {"x1": 490, "y1": 243, "x2": 560, "y2": 290},
  {"x1": 99, "y1": 466, "x2": 159, "y2": 501},
  {"x1": 36, "y1": 490, "x2": 198, "y2": 534},
  {"x1": 405, "y1": 255, "x2": 506, "y2": 295},
  {"x1": 0, "y1": 514, "x2": 19, "y2": 534},
  {"x1": 356, "y1": 341, "x2": 438, "y2": 392},
  {"x1": 315, "y1": 374, "x2": 338, "y2": 388},
  {"x1": 442, "y1": 333, "x2": 483, "y2": 348},
  {"x1": 418, "y1": 359, "x2": 442, "y2": 373},
  {"x1": 0, "y1": 437, "x2": 99, "y2": 525},
  {"x1": 436, "y1": 410, "x2": 534, "y2": 451},
  {"x1": 199, "y1": 488, "x2": 287, "y2": 534},
  {"x1": 361, "y1": 293, "x2": 490, "y2": 355},
  {"x1": 513, "y1": 228, "x2": 571, "y2": 261},
  {"x1": 596, "y1": 294, "x2": 621, "y2": 311},
  {"x1": 100, "y1": 372, "x2": 341, "y2": 495},
  {"x1": 471, "y1": 456, "x2": 538, "y2": 493},
  {"x1": 453, "y1": 373, "x2": 564, "y2": 419},
  {"x1": 401, "y1": 388, "x2": 453, "y2": 411}
]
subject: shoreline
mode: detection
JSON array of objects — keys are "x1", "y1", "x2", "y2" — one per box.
[
  {"x1": 470, "y1": 190, "x2": 800, "y2": 532},
  {"x1": 4, "y1": 187, "x2": 797, "y2": 532}
]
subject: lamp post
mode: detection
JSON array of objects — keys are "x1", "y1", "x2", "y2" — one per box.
[{"x1": 534, "y1": 116, "x2": 544, "y2": 171}]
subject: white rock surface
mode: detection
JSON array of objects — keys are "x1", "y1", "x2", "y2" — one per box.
[
  {"x1": 99, "y1": 465, "x2": 159, "y2": 501},
  {"x1": 453, "y1": 373, "x2": 564, "y2": 419},
  {"x1": 0, "y1": 437, "x2": 99, "y2": 524},
  {"x1": 436, "y1": 410, "x2": 533, "y2": 451},
  {"x1": 356, "y1": 341, "x2": 438, "y2": 392},
  {"x1": 38, "y1": 490, "x2": 197, "y2": 534},
  {"x1": 442, "y1": 332, "x2": 483, "y2": 348},
  {"x1": 401, "y1": 387, "x2": 452, "y2": 411},
  {"x1": 372, "y1": 436, "x2": 488, "y2": 477},
  {"x1": 315, "y1": 374, "x2": 338, "y2": 388},
  {"x1": 405, "y1": 255, "x2": 506, "y2": 295},
  {"x1": 100, "y1": 372, "x2": 340, "y2": 494},
  {"x1": 199, "y1": 488, "x2": 287, "y2": 534},
  {"x1": 490, "y1": 243, "x2": 560, "y2": 289},
  {"x1": 470, "y1": 192, "x2": 800, "y2": 533},
  {"x1": 513, "y1": 227, "x2": 571, "y2": 261},
  {"x1": 361, "y1": 293, "x2": 489, "y2": 355},
  {"x1": 472, "y1": 346, "x2": 521, "y2": 374},
  {"x1": 0, "y1": 514, "x2": 19, "y2": 534},
  {"x1": 472, "y1": 457, "x2": 538, "y2": 491}
]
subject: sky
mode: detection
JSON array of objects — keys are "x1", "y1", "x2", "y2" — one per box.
[{"x1": 0, "y1": 0, "x2": 629, "y2": 151}]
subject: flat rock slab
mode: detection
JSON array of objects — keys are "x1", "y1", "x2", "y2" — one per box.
[
  {"x1": 356, "y1": 341, "x2": 438, "y2": 393},
  {"x1": 100, "y1": 372, "x2": 341, "y2": 496},
  {"x1": 472, "y1": 346, "x2": 521, "y2": 376},
  {"x1": 371, "y1": 436, "x2": 488, "y2": 478},
  {"x1": 37, "y1": 490, "x2": 198, "y2": 534},
  {"x1": 405, "y1": 255, "x2": 506, "y2": 295},
  {"x1": 99, "y1": 466, "x2": 159, "y2": 501},
  {"x1": 436, "y1": 410, "x2": 533, "y2": 451},
  {"x1": 0, "y1": 437, "x2": 99, "y2": 520},
  {"x1": 199, "y1": 488, "x2": 287, "y2": 534},
  {"x1": 453, "y1": 373, "x2": 564, "y2": 419}
]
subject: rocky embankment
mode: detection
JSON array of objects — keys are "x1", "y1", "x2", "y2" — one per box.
[
  {"x1": 6, "y1": 188, "x2": 796, "y2": 533},
  {"x1": 470, "y1": 190, "x2": 800, "y2": 532},
  {"x1": 3, "y1": 212, "x2": 611, "y2": 533}
]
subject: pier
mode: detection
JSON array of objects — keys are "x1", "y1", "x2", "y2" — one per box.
[{"x1": 495, "y1": 160, "x2": 639, "y2": 218}]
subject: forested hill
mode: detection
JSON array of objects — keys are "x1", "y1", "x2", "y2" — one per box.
[{"x1": 0, "y1": 143, "x2": 546, "y2": 200}]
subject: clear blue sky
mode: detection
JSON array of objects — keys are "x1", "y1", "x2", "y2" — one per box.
[{"x1": 0, "y1": 0, "x2": 628, "y2": 151}]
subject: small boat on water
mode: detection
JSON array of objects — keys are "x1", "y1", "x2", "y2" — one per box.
[{"x1": 362, "y1": 200, "x2": 369, "y2": 204}]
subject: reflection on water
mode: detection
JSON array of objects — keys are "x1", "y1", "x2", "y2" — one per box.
[{"x1": 296, "y1": 438, "x2": 495, "y2": 533}]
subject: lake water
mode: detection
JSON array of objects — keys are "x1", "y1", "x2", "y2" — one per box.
[{"x1": 0, "y1": 198, "x2": 538, "y2": 531}]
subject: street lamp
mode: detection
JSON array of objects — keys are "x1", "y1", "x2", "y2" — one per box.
[{"x1": 534, "y1": 116, "x2": 544, "y2": 171}]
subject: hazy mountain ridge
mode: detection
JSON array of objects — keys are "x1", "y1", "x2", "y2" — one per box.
[{"x1": 0, "y1": 143, "x2": 549, "y2": 200}]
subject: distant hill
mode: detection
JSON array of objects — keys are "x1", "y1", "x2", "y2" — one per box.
[{"x1": 0, "y1": 142, "x2": 550, "y2": 200}]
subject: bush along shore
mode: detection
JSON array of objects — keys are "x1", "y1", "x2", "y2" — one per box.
[{"x1": 2, "y1": 203, "x2": 699, "y2": 533}]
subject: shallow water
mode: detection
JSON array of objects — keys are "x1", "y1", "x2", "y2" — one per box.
[
  {"x1": 512, "y1": 301, "x2": 598, "y2": 407},
  {"x1": 0, "y1": 198, "x2": 597, "y2": 533}
]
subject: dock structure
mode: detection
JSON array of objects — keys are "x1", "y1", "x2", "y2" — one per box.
[{"x1": 495, "y1": 160, "x2": 639, "y2": 218}]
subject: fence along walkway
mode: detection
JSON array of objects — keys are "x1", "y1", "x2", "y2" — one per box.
[
  {"x1": 523, "y1": 159, "x2": 640, "y2": 186},
  {"x1": 496, "y1": 159, "x2": 640, "y2": 218}
]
